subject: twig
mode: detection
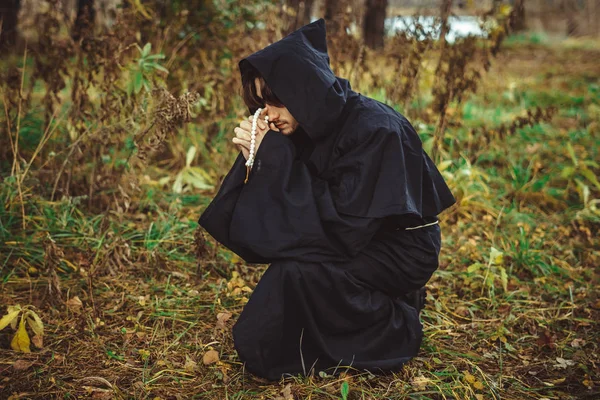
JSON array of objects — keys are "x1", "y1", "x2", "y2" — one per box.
[
  {"x1": 491, "y1": 205, "x2": 505, "y2": 247},
  {"x1": 12, "y1": 42, "x2": 27, "y2": 177},
  {"x1": 51, "y1": 125, "x2": 95, "y2": 200},
  {"x1": 12, "y1": 44, "x2": 28, "y2": 231},
  {"x1": 20, "y1": 106, "x2": 64, "y2": 185},
  {"x1": 299, "y1": 327, "x2": 306, "y2": 376},
  {"x1": 166, "y1": 31, "x2": 196, "y2": 70}
]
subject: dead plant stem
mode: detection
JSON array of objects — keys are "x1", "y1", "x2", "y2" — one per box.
[
  {"x1": 13, "y1": 42, "x2": 27, "y2": 177},
  {"x1": 20, "y1": 107, "x2": 64, "y2": 185}
]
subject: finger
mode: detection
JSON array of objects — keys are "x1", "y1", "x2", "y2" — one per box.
[
  {"x1": 240, "y1": 120, "x2": 252, "y2": 131},
  {"x1": 259, "y1": 107, "x2": 268, "y2": 120},
  {"x1": 269, "y1": 122, "x2": 280, "y2": 132},
  {"x1": 234, "y1": 128, "x2": 251, "y2": 141},
  {"x1": 232, "y1": 137, "x2": 251, "y2": 149}
]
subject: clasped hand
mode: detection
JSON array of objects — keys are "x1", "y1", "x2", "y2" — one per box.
[{"x1": 232, "y1": 110, "x2": 279, "y2": 160}]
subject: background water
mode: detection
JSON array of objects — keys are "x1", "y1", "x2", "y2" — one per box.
[{"x1": 385, "y1": 15, "x2": 487, "y2": 41}]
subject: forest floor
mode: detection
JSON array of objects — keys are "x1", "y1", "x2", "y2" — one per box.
[{"x1": 1, "y1": 37, "x2": 599, "y2": 399}]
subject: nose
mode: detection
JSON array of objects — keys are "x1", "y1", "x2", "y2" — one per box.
[{"x1": 264, "y1": 104, "x2": 279, "y2": 122}]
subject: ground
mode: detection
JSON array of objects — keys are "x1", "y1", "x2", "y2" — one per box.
[{"x1": 1, "y1": 36, "x2": 599, "y2": 399}]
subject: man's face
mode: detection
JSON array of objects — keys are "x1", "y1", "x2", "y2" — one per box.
[{"x1": 254, "y1": 78, "x2": 299, "y2": 136}]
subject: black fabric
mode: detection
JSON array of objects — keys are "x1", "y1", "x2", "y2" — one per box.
[
  {"x1": 198, "y1": 18, "x2": 455, "y2": 380},
  {"x1": 238, "y1": 18, "x2": 455, "y2": 219}
]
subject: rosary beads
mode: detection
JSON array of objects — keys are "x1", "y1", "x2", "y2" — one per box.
[{"x1": 245, "y1": 108, "x2": 269, "y2": 183}]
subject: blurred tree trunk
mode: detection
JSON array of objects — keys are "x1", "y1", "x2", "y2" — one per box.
[
  {"x1": 439, "y1": 0, "x2": 453, "y2": 44},
  {"x1": 285, "y1": 0, "x2": 314, "y2": 34},
  {"x1": 491, "y1": 0, "x2": 501, "y2": 12},
  {"x1": 563, "y1": 0, "x2": 579, "y2": 36},
  {"x1": 590, "y1": 0, "x2": 599, "y2": 36},
  {"x1": 324, "y1": 0, "x2": 343, "y2": 35},
  {"x1": 0, "y1": 0, "x2": 20, "y2": 52},
  {"x1": 362, "y1": 0, "x2": 387, "y2": 50},
  {"x1": 511, "y1": 0, "x2": 526, "y2": 31},
  {"x1": 72, "y1": 0, "x2": 95, "y2": 41}
]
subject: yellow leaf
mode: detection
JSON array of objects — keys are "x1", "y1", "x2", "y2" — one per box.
[
  {"x1": 25, "y1": 311, "x2": 44, "y2": 336},
  {"x1": 11, "y1": 318, "x2": 31, "y2": 353},
  {"x1": 490, "y1": 247, "x2": 504, "y2": 266},
  {"x1": 473, "y1": 380, "x2": 485, "y2": 390},
  {"x1": 464, "y1": 371, "x2": 476, "y2": 384},
  {"x1": 139, "y1": 349, "x2": 150, "y2": 361},
  {"x1": 184, "y1": 356, "x2": 198, "y2": 372},
  {"x1": 0, "y1": 307, "x2": 21, "y2": 331}
]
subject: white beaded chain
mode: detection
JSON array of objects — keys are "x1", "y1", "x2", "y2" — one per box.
[{"x1": 244, "y1": 107, "x2": 269, "y2": 183}]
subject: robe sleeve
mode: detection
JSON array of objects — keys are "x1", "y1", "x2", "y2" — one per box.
[
  {"x1": 228, "y1": 130, "x2": 383, "y2": 263},
  {"x1": 197, "y1": 153, "x2": 272, "y2": 264}
]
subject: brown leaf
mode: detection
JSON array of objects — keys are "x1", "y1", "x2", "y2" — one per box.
[
  {"x1": 13, "y1": 360, "x2": 34, "y2": 370},
  {"x1": 411, "y1": 375, "x2": 430, "y2": 390},
  {"x1": 32, "y1": 335, "x2": 43, "y2": 348},
  {"x1": 184, "y1": 356, "x2": 198, "y2": 372},
  {"x1": 216, "y1": 312, "x2": 233, "y2": 330},
  {"x1": 66, "y1": 296, "x2": 83, "y2": 312},
  {"x1": 217, "y1": 312, "x2": 232, "y2": 323},
  {"x1": 281, "y1": 383, "x2": 293, "y2": 400},
  {"x1": 202, "y1": 350, "x2": 219, "y2": 365},
  {"x1": 536, "y1": 330, "x2": 556, "y2": 350}
]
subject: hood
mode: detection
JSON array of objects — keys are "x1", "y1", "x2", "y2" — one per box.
[{"x1": 239, "y1": 18, "x2": 351, "y2": 141}]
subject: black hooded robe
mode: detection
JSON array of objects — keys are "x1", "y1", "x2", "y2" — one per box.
[{"x1": 198, "y1": 19, "x2": 455, "y2": 380}]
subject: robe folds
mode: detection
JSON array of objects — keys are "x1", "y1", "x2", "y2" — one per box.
[{"x1": 198, "y1": 18, "x2": 455, "y2": 380}]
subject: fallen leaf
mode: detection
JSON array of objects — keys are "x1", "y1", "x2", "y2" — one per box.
[
  {"x1": 66, "y1": 296, "x2": 83, "y2": 312},
  {"x1": 571, "y1": 338, "x2": 585, "y2": 348},
  {"x1": 0, "y1": 307, "x2": 21, "y2": 331},
  {"x1": 203, "y1": 350, "x2": 219, "y2": 365},
  {"x1": 464, "y1": 371, "x2": 476, "y2": 384},
  {"x1": 32, "y1": 335, "x2": 43, "y2": 348},
  {"x1": 281, "y1": 383, "x2": 293, "y2": 400},
  {"x1": 216, "y1": 312, "x2": 232, "y2": 329},
  {"x1": 473, "y1": 380, "x2": 484, "y2": 390},
  {"x1": 537, "y1": 330, "x2": 556, "y2": 349},
  {"x1": 411, "y1": 375, "x2": 430, "y2": 390},
  {"x1": 184, "y1": 356, "x2": 198, "y2": 372},
  {"x1": 553, "y1": 357, "x2": 574, "y2": 369},
  {"x1": 25, "y1": 311, "x2": 44, "y2": 336},
  {"x1": 13, "y1": 360, "x2": 34, "y2": 370},
  {"x1": 11, "y1": 319, "x2": 31, "y2": 353}
]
